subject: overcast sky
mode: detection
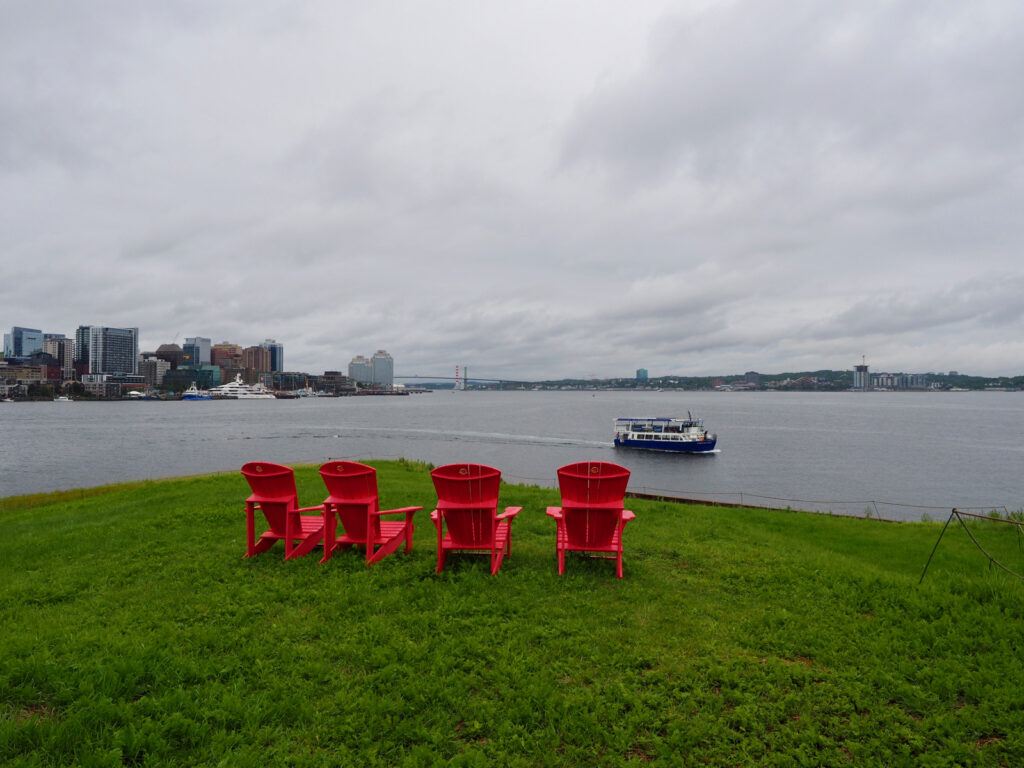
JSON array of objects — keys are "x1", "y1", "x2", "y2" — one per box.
[{"x1": 2, "y1": 1, "x2": 1023, "y2": 378}]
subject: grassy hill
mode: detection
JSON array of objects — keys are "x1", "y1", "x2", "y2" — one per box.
[{"x1": 2, "y1": 461, "x2": 1022, "y2": 766}]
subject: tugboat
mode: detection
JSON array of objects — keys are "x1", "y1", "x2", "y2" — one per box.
[{"x1": 613, "y1": 413, "x2": 717, "y2": 453}]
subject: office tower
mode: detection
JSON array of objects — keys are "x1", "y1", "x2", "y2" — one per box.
[
  {"x1": 155, "y1": 343, "x2": 183, "y2": 369},
  {"x1": 371, "y1": 350, "x2": 394, "y2": 388},
  {"x1": 261, "y1": 339, "x2": 284, "y2": 372},
  {"x1": 183, "y1": 337, "x2": 212, "y2": 367},
  {"x1": 636, "y1": 368, "x2": 648, "y2": 382},
  {"x1": 42, "y1": 336, "x2": 74, "y2": 380},
  {"x1": 86, "y1": 327, "x2": 139, "y2": 376},
  {"x1": 138, "y1": 354, "x2": 171, "y2": 387},
  {"x1": 348, "y1": 355, "x2": 372, "y2": 385},
  {"x1": 243, "y1": 345, "x2": 271, "y2": 372},
  {"x1": 75, "y1": 326, "x2": 91, "y2": 365},
  {"x1": 211, "y1": 342, "x2": 243, "y2": 368},
  {"x1": 5, "y1": 327, "x2": 44, "y2": 359}
]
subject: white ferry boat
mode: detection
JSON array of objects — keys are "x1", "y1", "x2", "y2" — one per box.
[
  {"x1": 210, "y1": 374, "x2": 275, "y2": 400},
  {"x1": 613, "y1": 414, "x2": 717, "y2": 453}
]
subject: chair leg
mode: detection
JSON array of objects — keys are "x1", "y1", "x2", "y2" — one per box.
[
  {"x1": 616, "y1": 548, "x2": 624, "y2": 579},
  {"x1": 436, "y1": 548, "x2": 446, "y2": 574},
  {"x1": 557, "y1": 545, "x2": 565, "y2": 575},
  {"x1": 245, "y1": 504, "x2": 256, "y2": 558},
  {"x1": 252, "y1": 535, "x2": 276, "y2": 555},
  {"x1": 320, "y1": 509, "x2": 336, "y2": 565},
  {"x1": 287, "y1": 528, "x2": 324, "y2": 560}
]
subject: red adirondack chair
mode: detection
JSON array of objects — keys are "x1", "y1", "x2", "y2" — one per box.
[
  {"x1": 318, "y1": 461, "x2": 422, "y2": 565},
  {"x1": 546, "y1": 461, "x2": 635, "y2": 578},
  {"x1": 430, "y1": 463, "x2": 521, "y2": 575},
  {"x1": 241, "y1": 461, "x2": 325, "y2": 559}
]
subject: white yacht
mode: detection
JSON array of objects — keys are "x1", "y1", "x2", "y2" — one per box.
[{"x1": 210, "y1": 374, "x2": 276, "y2": 400}]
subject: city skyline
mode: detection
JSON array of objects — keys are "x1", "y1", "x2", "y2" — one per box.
[{"x1": 2, "y1": 3, "x2": 1023, "y2": 377}]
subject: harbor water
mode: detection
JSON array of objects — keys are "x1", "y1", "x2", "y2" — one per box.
[{"x1": 2, "y1": 390, "x2": 1021, "y2": 521}]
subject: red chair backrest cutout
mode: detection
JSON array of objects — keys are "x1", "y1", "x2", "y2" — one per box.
[
  {"x1": 431, "y1": 463, "x2": 501, "y2": 546},
  {"x1": 319, "y1": 461, "x2": 380, "y2": 541},
  {"x1": 556, "y1": 461, "x2": 631, "y2": 547},
  {"x1": 241, "y1": 461, "x2": 299, "y2": 534}
]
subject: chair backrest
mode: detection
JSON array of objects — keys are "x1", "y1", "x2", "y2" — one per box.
[
  {"x1": 557, "y1": 461, "x2": 630, "y2": 508},
  {"x1": 557, "y1": 461, "x2": 631, "y2": 547},
  {"x1": 319, "y1": 461, "x2": 380, "y2": 541},
  {"x1": 431, "y1": 463, "x2": 502, "y2": 545},
  {"x1": 241, "y1": 461, "x2": 298, "y2": 533}
]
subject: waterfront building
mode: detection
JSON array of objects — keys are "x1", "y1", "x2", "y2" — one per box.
[
  {"x1": 211, "y1": 342, "x2": 243, "y2": 368},
  {"x1": 745, "y1": 371, "x2": 762, "y2": 386},
  {"x1": 138, "y1": 354, "x2": 171, "y2": 388},
  {"x1": 348, "y1": 355, "x2": 372, "y2": 385},
  {"x1": 259, "y1": 371, "x2": 305, "y2": 391},
  {"x1": 183, "y1": 337, "x2": 212, "y2": 367},
  {"x1": 314, "y1": 371, "x2": 357, "y2": 395},
  {"x1": 244, "y1": 345, "x2": 271, "y2": 372},
  {"x1": 83, "y1": 326, "x2": 139, "y2": 376},
  {"x1": 163, "y1": 365, "x2": 222, "y2": 392},
  {"x1": 4, "y1": 326, "x2": 44, "y2": 359},
  {"x1": 371, "y1": 350, "x2": 394, "y2": 388},
  {"x1": 42, "y1": 336, "x2": 74, "y2": 380},
  {"x1": 155, "y1": 343, "x2": 183, "y2": 369},
  {"x1": 636, "y1": 368, "x2": 648, "y2": 382},
  {"x1": 853, "y1": 363, "x2": 869, "y2": 390},
  {"x1": 261, "y1": 339, "x2": 284, "y2": 372}
]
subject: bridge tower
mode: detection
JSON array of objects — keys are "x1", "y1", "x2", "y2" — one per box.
[{"x1": 454, "y1": 365, "x2": 462, "y2": 391}]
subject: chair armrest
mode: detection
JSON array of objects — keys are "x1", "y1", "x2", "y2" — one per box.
[
  {"x1": 373, "y1": 506, "x2": 423, "y2": 517},
  {"x1": 297, "y1": 505, "x2": 325, "y2": 513},
  {"x1": 622, "y1": 510, "x2": 636, "y2": 522},
  {"x1": 545, "y1": 506, "x2": 563, "y2": 519},
  {"x1": 496, "y1": 506, "x2": 522, "y2": 520}
]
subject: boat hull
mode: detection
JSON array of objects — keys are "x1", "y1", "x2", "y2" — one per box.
[{"x1": 614, "y1": 437, "x2": 717, "y2": 453}]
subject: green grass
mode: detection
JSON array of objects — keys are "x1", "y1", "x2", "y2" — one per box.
[{"x1": 2, "y1": 460, "x2": 1023, "y2": 767}]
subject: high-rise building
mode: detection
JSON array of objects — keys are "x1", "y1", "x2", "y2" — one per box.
[
  {"x1": 183, "y1": 337, "x2": 212, "y2": 367},
  {"x1": 86, "y1": 327, "x2": 139, "y2": 376},
  {"x1": 155, "y1": 343, "x2": 183, "y2": 369},
  {"x1": 371, "y1": 350, "x2": 394, "y2": 388},
  {"x1": 138, "y1": 354, "x2": 171, "y2": 387},
  {"x1": 42, "y1": 336, "x2": 74, "y2": 380},
  {"x1": 211, "y1": 342, "x2": 243, "y2": 368},
  {"x1": 4, "y1": 327, "x2": 44, "y2": 359},
  {"x1": 261, "y1": 339, "x2": 284, "y2": 372},
  {"x1": 853, "y1": 362, "x2": 869, "y2": 390},
  {"x1": 348, "y1": 355, "x2": 372, "y2": 385},
  {"x1": 75, "y1": 326, "x2": 91, "y2": 365},
  {"x1": 243, "y1": 345, "x2": 271, "y2": 372},
  {"x1": 636, "y1": 368, "x2": 649, "y2": 382}
]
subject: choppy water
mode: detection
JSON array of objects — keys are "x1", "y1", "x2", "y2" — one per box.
[{"x1": 2, "y1": 390, "x2": 1022, "y2": 520}]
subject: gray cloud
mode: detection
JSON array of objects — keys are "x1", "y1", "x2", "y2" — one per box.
[{"x1": 2, "y1": 1, "x2": 1023, "y2": 377}]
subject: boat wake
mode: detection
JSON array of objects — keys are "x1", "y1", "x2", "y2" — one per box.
[{"x1": 334, "y1": 426, "x2": 610, "y2": 449}]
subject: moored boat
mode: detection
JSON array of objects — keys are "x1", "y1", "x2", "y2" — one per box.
[
  {"x1": 181, "y1": 383, "x2": 212, "y2": 401},
  {"x1": 613, "y1": 414, "x2": 717, "y2": 453},
  {"x1": 209, "y1": 374, "x2": 275, "y2": 400}
]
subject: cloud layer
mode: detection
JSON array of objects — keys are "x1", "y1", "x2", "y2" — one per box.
[{"x1": 2, "y1": 1, "x2": 1022, "y2": 377}]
